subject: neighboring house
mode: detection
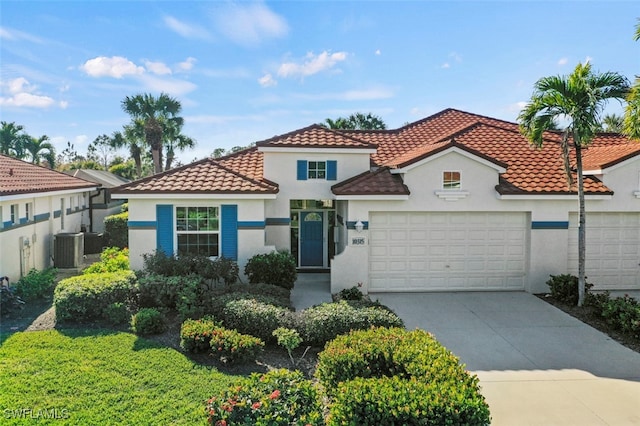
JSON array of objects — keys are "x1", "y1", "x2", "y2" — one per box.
[
  {"x1": 63, "y1": 169, "x2": 130, "y2": 233},
  {"x1": 0, "y1": 155, "x2": 98, "y2": 281},
  {"x1": 112, "y1": 109, "x2": 640, "y2": 294}
]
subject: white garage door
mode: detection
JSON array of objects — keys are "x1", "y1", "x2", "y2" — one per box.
[
  {"x1": 369, "y1": 212, "x2": 528, "y2": 292},
  {"x1": 568, "y1": 213, "x2": 640, "y2": 290}
]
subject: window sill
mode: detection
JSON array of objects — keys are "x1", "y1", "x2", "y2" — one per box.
[{"x1": 434, "y1": 190, "x2": 469, "y2": 201}]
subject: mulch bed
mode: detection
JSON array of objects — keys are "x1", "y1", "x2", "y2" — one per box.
[{"x1": 536, "y1": 293, "x2": 640, "y2": 354}]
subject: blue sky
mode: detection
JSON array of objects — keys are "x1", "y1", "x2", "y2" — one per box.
[{"x1": 1, "y1": 1, "x2": 638, "y2": 164}]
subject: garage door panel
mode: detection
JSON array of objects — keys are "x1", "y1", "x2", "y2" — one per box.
[
  {"x1": 369, "y1": 212, "x2": 527, "y2": 291},
  {"x1": 568, "y1": 213, "x2": 640, "y2": 290}
]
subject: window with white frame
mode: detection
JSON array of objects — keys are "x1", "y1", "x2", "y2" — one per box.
[
  {"x1": 10, "y1": 204, "x2": 18, "y2": 224},
  {"x1": 176, "y1": 207, "x2": 220, "y2": 257},
  {"x1": 443, "y1": 171, "x2": 461, "y2": 190},
  {"x1": 308, "y1": 161, "x2": 326, "y2": 179}
]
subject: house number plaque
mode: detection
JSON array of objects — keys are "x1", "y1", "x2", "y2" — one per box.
[{"x1": 351, "y1": 237, "x2": 367, "y2": 246}]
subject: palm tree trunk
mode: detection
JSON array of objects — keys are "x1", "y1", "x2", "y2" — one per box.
[
  {"x1": 146, "y1": 120, "x2": 163, "y2": 174},
  {"x1": 575, "y1": 140, "x2": 586, "y2": 307}
]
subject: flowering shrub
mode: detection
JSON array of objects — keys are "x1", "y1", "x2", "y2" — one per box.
[
  {"x1": 209, "y1": 327, "x2": 264, "y2": 364},
  {"x1": 180, "y1": 317, "x2": 221, "y2": 353},
  {"x1": 205, "y1": 369, "x2": 322, "y2": 426},
  {"x1": 83, "y1": 247, "x2": 130, "y2": 274}
]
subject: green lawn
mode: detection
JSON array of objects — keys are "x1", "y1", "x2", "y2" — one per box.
[{"x1": 0, "y1": 330, "x2": 235, "y2": 425}]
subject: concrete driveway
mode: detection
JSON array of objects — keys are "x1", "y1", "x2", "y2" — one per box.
[{"x1": 372, "y1": 292, "x2": 640, "y2": 426}]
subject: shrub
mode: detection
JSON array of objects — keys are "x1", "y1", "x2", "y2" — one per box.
[
  {"x1": 54, "y1": 271, "x2": 136, "y2": 322},
  {"x1": 137, "y1": 274, "x2": 201, "y2": 310},
  {"x1": 221, "y1": 299, "x2": 292, "y2": 342},
  {"x1": 131, "y1": 308, "x2": 167, "y2": 335},
  {"x1": 299, "y1": 300, "x2": 404, "y2": 346},
  {"x1": 104, "y1": 211, "x2": 128, "y2": 249},
  {"x1": 601, "y1": 294, "x2": 640, "y2": 337},
  {"x1": 205, "y1": 369, "x2": 323, "y2": 426},
  {"x1": 180, "y1": 317, "x2": 221, "y2": 353},
  {"x1": 141, "y1": 251, "x2": 239, "y2": 285},
  {"x1": 546, "y1": 274, "x2": 593, "y2": 305},
  {"x1": 273, "y1": 327, "x2": 302, "y2": 365},
  {"x1": 336, "y1": 285, "x2": 364, "y2": 301},
  {"x1": 210, "y1": 326, "x2": 264, "y2": 364},
  {"x1": 15, "y1": 268, "x2": 57, "y2": 300},
  {"x1": 317, "y1": 327, "x2": 490, "y2": 425},
  {"x1": 328, "y1": 375, "x2": 491, "y2": 426},
  {"x1": 83, "y1": 247, "x2": 130, "y2": 274},
  {"x1": 244, "y1": 251, "x2": 297, "y2": 290},
  {"x1": 104, "y1": 302, "x2": 130, "y2": 325}
]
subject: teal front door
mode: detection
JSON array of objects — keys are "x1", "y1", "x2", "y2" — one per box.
[{"x1": 300, "y1": 211, "x2": 324, "y2": 267}]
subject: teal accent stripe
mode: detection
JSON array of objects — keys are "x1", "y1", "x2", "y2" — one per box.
[
  {"x1": 346, "y1": 221, "x2": 369, "y2": 230},
  {"x1": 531, "y1": 221, "x2": 569, "y2": 230},
  {"x1": 19, "y1": 218, "x2": 28, "y2": 224},
  {"x1": 265, "y1": 217, "x2": 291, "y2": 226},
  {"x1": 238, "y1": 221, "x2": 265, "y2": 229},
  {"x1": 128, "y1": 220, "x2": 156, "y2": 229},
  {"x1": 3, "y1": 221, "x2": 12, "y2": 228},
  {"x1": 34, "y1": 213, "x2": 50, "y2": 221},
  {"x1": 54, "y1": 210, "x2": 61, "y2": 218}
]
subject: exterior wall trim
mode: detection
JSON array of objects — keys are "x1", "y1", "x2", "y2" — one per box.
[{"x1": 531, "y1": 221, "x2": 569, "y2": 230}]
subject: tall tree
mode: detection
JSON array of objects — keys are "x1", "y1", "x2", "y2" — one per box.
[
  {"x1": 600, "y1": 114, "x2": 624, "y2": 132},
  {"x1": 518, "y1": 62, "x2": 629, "y2": 306},
  {"x1": 0, "y1": 121, "x2": 29, "y2": 158},
  {"x1": 87, "y1": 134, "x2": 116, "y2": 170},
  {"x1": 163, "y1": 119, "x2": 195, "y2": 171},
  {"x1": 623, "y1": 19, "x2": 640, "y2": 139},
  {"x1": 321, "y1": 112, "x2": 387, "y2": 130},
  {"x1": 112, "y1": 124, "x2": 146, "y2": 178},
  {"x1": 121, "y1": 93, "x2": 183, "y2": 174},
  {"x1": 23, "y1": 135, "x2": 55, "y2": 168}
]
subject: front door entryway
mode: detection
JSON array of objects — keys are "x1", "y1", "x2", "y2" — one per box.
[{"x1": 300, "y1": 211, "x2": 324, "y2": 266}]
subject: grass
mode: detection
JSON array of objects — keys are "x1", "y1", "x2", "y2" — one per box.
[{"x1": 0, "y1": 329, "x2": 235, "y2": 425}]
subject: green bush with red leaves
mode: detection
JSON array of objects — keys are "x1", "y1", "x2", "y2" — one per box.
[
  {"x1": 205, "y1": 369, "x2": 322, "y2": 426},
  {"x1": 209, "y1": 326, "x2": 264, "y2": 364}
]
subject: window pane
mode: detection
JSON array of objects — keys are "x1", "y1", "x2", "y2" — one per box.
[{"x1": 317, "y1": 162, "x2": 326, "y2": 170}]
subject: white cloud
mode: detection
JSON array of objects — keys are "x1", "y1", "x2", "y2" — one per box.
[
  {"x1": 585, "y1": 56, "x2": 593, "y2": 64},
  {"x1": 176, "y1": 57, "x2": 197, "y2": 72},
  {"x1": 0, "y1": 77, "x2": 55, "y2": 108},
  {"x1": 507, "y1": 101, "x2": 528, "y2": 113},
  {"x1": 144, "y1": 60, "x2": 172, "y2": 75},
  {"x1": 258, "y1": 73, "x2": 277, "y2": 87},
  {"x1": 442, "y1": 51, "x2": 462, "y2": 69},
  {"x1": 59, "y1": 100, "x2": 69, "y2": 109},
  {"x1": 163, "y1": 15, "x2": 211, "y2": 40},
  {"x1": 74, "y1": 135, "x2": 89, "y2": 145},
  {"x1": 277, "y1": 51, "x2": 348, "y2": 79},
  {"x1": 139, "y1": 74, "x2": 197, "y2": 96},
  {"x1": 214, "y1": 2, "x2": 288, "y2": 46},
  {"x1": 375, "y1": 49, "x2": 381, "y2": 56},
  {"x1": 441, "y1": 62, "x2": 450, "y2": 69},
  {"x1": 558, "y1": 57, "x2": 568, "y2": 66},
  {"x1": 0, "y1": 26, "x2": 44, "y2": 43},
  {"x1": 81, "y1": 56, "x2": 145, "y2": 78},
  {"x1": 294, "y1": 87, "x2": 393, "y2": 101}
]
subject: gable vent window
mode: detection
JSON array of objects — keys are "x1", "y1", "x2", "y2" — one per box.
[
  {"x1": 297, "y1": 160, "x2": 337, "y2": 181},
  {"x1": 443, "y1": 171, "x2": 461, "y2": 189},
  {"x1": 308, "y1": 161, "x2": 326, "y2": 179}
]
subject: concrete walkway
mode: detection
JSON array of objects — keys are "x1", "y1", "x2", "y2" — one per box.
[
  {"x1": 373, "y1": 291, "x2": 640, "y2": 426},
  {"x1": 291, "y1": 275, "x2": 640, "y2": 425}
]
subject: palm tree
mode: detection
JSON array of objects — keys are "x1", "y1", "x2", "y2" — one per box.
[
  {"x1": 518, "y1": 62, "x2": 629, "y2": 306},
  {"x1": 623, "y1": 19, "x2": 640, "y2": 139},
  {"x1": 163, "y1": 120, "x2": 195, "y2": 171},
  {"x1": 23, "y1": 135, "x2": 55, "y2": 168},
  {"x1": 0, "y1": 121, "x2": 30, "y2": 159},
  {"x1": 112, "y1": 124, "x2": 145, "y2": 178},
  {"x1": 601, "y1": 114, "x2": 624, "y2": 132},
  {"x1": 321, "y1": 112, "x2": 387, "y2": 130},
  {"x1": 121, "y1": 93, "x2": 183, "y2": 174}
]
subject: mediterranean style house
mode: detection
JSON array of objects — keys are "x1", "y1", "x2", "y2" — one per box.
[
  {"x1": 0, "y1": 155, "x2": 97, "y2": 281},
  {"x1": 112, "y1": 109, "x2": 640, "y2": 294}
]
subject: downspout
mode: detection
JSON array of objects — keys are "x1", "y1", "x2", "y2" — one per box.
[{"x1": 89, "y1": 187, "x2": 104, "y2": 233}]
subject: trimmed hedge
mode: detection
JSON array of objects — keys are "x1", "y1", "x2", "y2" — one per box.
[
  {"x1": 244, "y1": 251, "x2": 297, "y2": 290},
  {"x1": 180, "y1": 317, "x2": 221, "y2": 353},
  {"x1": 131, "y1": 307, "x2": 167, "y2": 335},
  {"x1": 137, "y1": 274, "x2": 202, "y2": 310},
  {"x1": 142, "y1": 251, "x2": 238, "y2": 285},
  {"x1": 221, "y1": 299, "x2": 293, "y2": 342},
  {"x1": 104, "y1": 212, "x2": 128, "y2": 249},
  {"x1": 205, "y1": 369, "x2": 323, "y2": 426},
  {"x1": 298, "y1": 300, "x2": 404, "y2": 346},
  {"x1": 317, "y1": 327, "x2": 490, "y2": 425},
  {"x1": 82, "y1": 247, "x2": 129, "y2": 274},
  {"x1": 15, "y1": 268, "x2": 57, "y2": 301},
  {"x1": 54, "y1": 270, "x2": 136, "y2": 322},
  {"x1": 209, "y1": 327, "x2": 264, "y2": 364}
]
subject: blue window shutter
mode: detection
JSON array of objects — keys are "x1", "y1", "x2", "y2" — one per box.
[
  {"x1": 327, "y1": 160, "x2": 337, "y2": 180},
  {"x1": 297, "y1": 160, "x2": 307, "y2": 180},
  {"x1": 156, "y1": 204, "x2": 174, "y2": 255},
  {"x1": 221, "y1": 205, "x2": 238, "y2": 260}
]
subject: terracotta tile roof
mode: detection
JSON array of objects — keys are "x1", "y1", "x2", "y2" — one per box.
[
  {"x1": 256, "y1": 124, "x2": 377, "y2": 149},
  {"x1": 0, "y1": 154, "x2": 97, "y2": 196},
  {"x1": 217, "y1": 147, "x2": 264, "y2": 180},
  {"x1": 112, "y1": 157, "x2": 278, "y2": 195},
  {"x1": 332, "y1": 167, "x2": 410, "y2": 196},
  {"x1": 581, "y1": 141, "x2": 640, "y2": 171}
]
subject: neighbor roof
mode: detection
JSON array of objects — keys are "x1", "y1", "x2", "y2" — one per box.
[
  {"x1": 63, "y1": 169, "x2": 130, "y2": 187},
  {"x1": 0, "y1": 155, "x2": 97, "y2": 196},
  {"x1": 111, "y1": 109, "x2": 640, "y2": 197}
]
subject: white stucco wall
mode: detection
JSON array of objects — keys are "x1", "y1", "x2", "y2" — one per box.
[{"x1": 0, "y1": 190, "x2": 90, "y2": 282}]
